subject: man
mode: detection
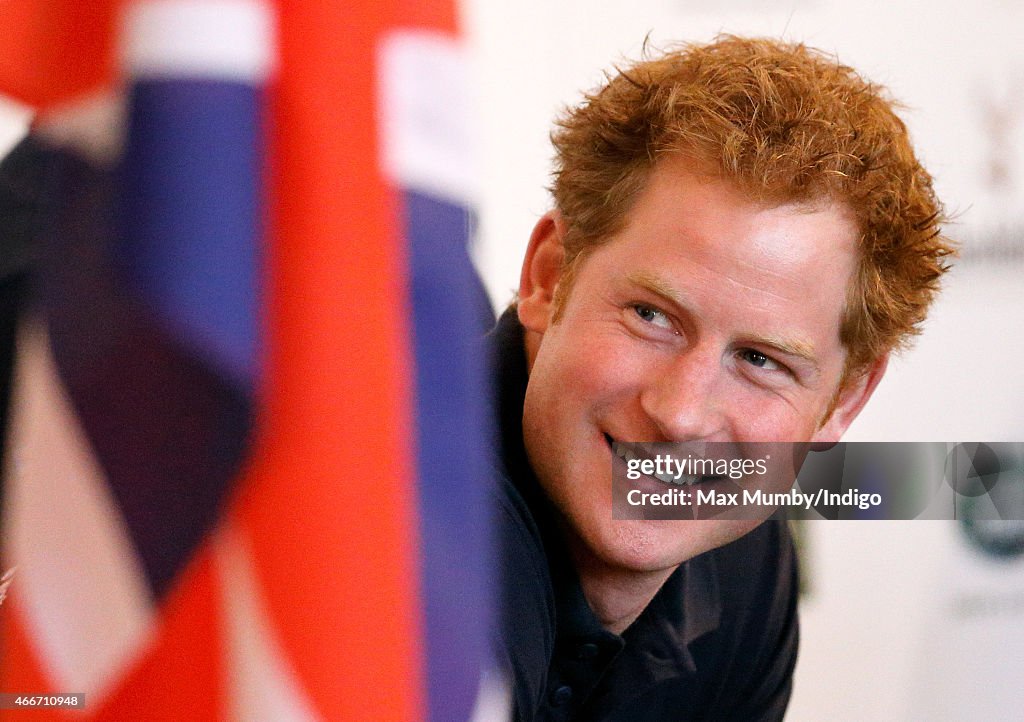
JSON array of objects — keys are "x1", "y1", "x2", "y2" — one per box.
[{"x1": 497, "y1": 36, "x2": 952, "y2": 720}]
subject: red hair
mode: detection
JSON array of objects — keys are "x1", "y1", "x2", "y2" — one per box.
[{"x1": 550, "y1": 36, "x2": 953, "y2": 373}]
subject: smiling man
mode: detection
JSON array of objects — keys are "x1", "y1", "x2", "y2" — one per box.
[{"x1": 496, "y1": 37, "x2": 952, "y2": 721}]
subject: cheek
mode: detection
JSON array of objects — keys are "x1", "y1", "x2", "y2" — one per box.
[
  {"x1": 578, "y1": 343, "x2": 642, "y2": 394},
  {"x1": 548, "y1": 330, "x2": 645, "y2": 401},
  {"x1": 724, "y1": 390, "x2": 823, "y2": 441}
]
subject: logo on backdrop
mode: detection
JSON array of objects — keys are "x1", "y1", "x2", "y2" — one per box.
[{"x1": 950, "y1": 443, "x2": 1024, "y2": 559}]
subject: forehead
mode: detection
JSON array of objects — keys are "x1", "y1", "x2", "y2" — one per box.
[{"x1": 600, "y1": 155, "x2": 860, "y2": 295}]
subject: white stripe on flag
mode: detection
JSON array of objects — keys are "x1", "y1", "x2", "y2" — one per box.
[
  {"x1": 214, "y1": 522, "x2": 322, "y2": 722},
  {"x1": 123, "y1": 0, "x2": 276, "y2": 81},
  {"x1": 1, "y1": 319, "x2": 156, "y2": 699},
  {"x1": 379, "y1": 31, "x2": 478, "y2": 206},
  {"x1": 33, "y1": 91, "x2": 127, "y2": 166}
]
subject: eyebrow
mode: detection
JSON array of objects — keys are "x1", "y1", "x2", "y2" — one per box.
[{"x1": 625, "y1": 270, "x2": 821, "y2": 369}]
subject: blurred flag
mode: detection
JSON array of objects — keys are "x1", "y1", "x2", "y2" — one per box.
[{"x1": 0, "y1": 1, "x2": 500, "y2": 720}]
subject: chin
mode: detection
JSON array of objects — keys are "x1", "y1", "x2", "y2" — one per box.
[
  {"x1": 584, "y1": 518, "x2": 760, "y2": 573},
  {"x1": 585, "y1": 520, "x2": 706, "y2": 572}
]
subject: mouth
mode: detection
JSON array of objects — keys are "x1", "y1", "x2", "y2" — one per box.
[{"x1": 605, "y1": 435, "x2": 725, "y2": 486}]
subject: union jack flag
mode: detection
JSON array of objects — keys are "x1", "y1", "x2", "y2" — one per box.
[{"x1": 0, "y1": 1, "x2": 502, "y2": 719}]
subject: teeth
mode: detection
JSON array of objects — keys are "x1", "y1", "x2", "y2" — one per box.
[{"x1": 611, "y1": 441, "x2": 635, "y2": 462}]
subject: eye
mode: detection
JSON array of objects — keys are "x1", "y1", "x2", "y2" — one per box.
[
  {"x1": 738, "y1": 349, "x2": 783, "y2": 372},
  {"x1": 632, "y1": 304, "x2": 674, "y2": 331}
]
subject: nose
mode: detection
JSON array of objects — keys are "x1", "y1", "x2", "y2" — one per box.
[{"x1": 639, "y1": 345, "x2": 727, "y2": 441}]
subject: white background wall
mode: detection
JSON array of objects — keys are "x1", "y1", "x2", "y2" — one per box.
[{"x1": 2, "y1": 2, "x2": 1021, "y2": 717}]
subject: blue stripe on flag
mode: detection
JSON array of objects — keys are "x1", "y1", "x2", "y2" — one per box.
[
  {"x1": 405, "y1": 188, "x2": 496, "y2": 721},
  {"x1": 120, "y1": 79, "x2": 262, "y2": 389}
]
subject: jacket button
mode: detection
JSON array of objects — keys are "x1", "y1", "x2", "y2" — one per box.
[{"x1": 551, "y1": 685, "x2": 573, "y2": 706}]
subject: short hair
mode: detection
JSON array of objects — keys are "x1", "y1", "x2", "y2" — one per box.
[{"x1": 549, "y1": 35, "x2": 953, "y2": 375}]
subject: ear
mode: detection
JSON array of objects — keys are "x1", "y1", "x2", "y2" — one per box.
[
  {"x1": 517, "y1": 210, "x2": 566, "y2": 335},
  {"x1": 810, "y1": 354, "x2": 889, "y2": 447}
]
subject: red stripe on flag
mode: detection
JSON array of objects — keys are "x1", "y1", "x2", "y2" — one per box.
[
  {"x1": 0, "y1": 0, "x2": 121, "y2": 108},
  {"x1": 232, "y1": 0, "x2": 425, "y2": 719},
  {"x1": 0, "y1": 599, "x2": 67, "y2": 720},
  {"x1": 92, "y1": 550, "x2": 224, "y2": 721},
  {"x1": 392, "y1": 0, "x2": 459, "y2": 34}
]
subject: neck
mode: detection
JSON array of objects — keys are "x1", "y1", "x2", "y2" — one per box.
[{"x1": 566, "y1": 532, "x2": 677, "y2": 635}]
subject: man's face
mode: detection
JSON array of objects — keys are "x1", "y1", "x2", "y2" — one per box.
[{"x1": 518, "y1": 156, "x2": 885, "y2": 572}]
